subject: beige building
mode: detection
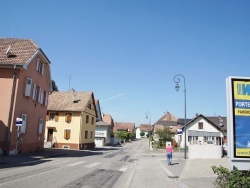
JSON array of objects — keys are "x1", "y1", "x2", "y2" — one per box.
[
  {"x1": 0, "y1": 38, "x2": 52, "y2": 155},
  {"x1": 45, "y1": 90, "x2": 97, "y2": 149}
]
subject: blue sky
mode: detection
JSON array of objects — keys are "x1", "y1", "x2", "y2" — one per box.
[{"x1": 1, "y1": 1, "x2": 250, "y2": 126}]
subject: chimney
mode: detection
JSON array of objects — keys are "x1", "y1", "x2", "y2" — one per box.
[{"x1": 196, "y1": 113, "x2": 199, "y2": 117}]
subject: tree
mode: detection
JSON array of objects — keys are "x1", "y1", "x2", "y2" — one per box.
[
  {"x1": 52, "y1": 80, "x2": 58, "y2": 91},
  {"x1": 115, "y1": 131, "x2": 132, "y2": 143},
  {"x1": 155, "y1": 126, "x2": 173, "y2": 147},
  {"x1": 140, "y1": 132, "x2": 145, "y2": 137}
]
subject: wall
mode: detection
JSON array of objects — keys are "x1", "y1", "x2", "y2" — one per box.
[
  {"x1": 80, "y1": 97, "x2": 96, "y2": 147},
  {"x1": 14, "y1": 56, "x2": 49, "y2": 153},
  {"x1": 0, "y1": 55, "x2": 50, "y2": 154},
  {"x1": 45, "y1": 112, "x2": 81, "y2": 149},
  {"x1": 180, "y1": 117, "x2": 223, "y2": 148},
  {"x1": 189, "y1": 145, "x2": 222, "y2": 159},
  {"x1": 0, "y1": 68, "x2": 14, "y2": 151}
]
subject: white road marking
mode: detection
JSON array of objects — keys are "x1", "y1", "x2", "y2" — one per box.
[
  {"x1": 84, "y1": 162, "x2": 100, "y2": 168},
  {"x1": 119, "y1": 166, "x2": 128, "y2": 172},
  {"x1": 68, "y1": 161, "x2": 86, "y2": 166}
]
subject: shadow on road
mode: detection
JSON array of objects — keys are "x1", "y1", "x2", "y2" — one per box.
[{"x1": 0, "y1": 145, "x2": 123, "y2": 169}]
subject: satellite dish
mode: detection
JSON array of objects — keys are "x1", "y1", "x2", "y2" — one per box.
[{"x1": 6, "y1": 46, "x2": 11, "y2": 56}]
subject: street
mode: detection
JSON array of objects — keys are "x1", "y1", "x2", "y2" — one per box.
[
  {"x1": 0, "y1": 139, "x2": 228, "y2": 188},
  {"x1": 0, "y1": 139, "x2": 149, "y2": 188}
]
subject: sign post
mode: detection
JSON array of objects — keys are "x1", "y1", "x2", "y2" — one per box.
[
  {"x1": 226, "y1": 76, "x2": 250, "y2": 170},
  {"x1": 177, "y1": 128, "x2": 182, "y2": 159},
  {"x1": 15, "y1": 117, "x2": 22, "y2": 156}
]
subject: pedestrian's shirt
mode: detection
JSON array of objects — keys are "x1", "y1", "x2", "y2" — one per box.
[{"x1": 166, "y1": 146, "x2": 173, "y2": 153}]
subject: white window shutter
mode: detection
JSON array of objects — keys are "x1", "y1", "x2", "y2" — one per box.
[
  {"x1": 40, "y1": 88, "x2": 44, "y2": 104},
  {"x1": 32, "y1": 84, "x2": 37, "y2": 100},
  {"x1": 41, "y1": 64, "x2": 44, "y2": 76},
  {"x1": 38, "y1": 119, "x2": 43, "y2": 134},
  {"x1": 38, "y1": 88, "x2": 42, "y2": 103},
  {"x1": 45, "y1": 92, "x2": 48, "y2": 106},
  {"x1": 36, "y1": 59, "x2": 40, "y2": 71},
  {"x1": 20, "y1": 114, "x2": 27, "y2": 133},
  {"x1": 25, "y1": 78, "x2": 32, "y2": 97}
]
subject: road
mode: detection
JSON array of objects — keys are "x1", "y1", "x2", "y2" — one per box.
[{"x1": 0, "y1": 139, "x2": 149, "y2": 188}]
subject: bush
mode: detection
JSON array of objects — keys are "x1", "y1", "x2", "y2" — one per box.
[{"x1": 212, "y1": 165, "x2": 250, "y2": 188}]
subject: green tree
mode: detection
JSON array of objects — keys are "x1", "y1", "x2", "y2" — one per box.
[
  {"x1": 140, "y1": 132, "x2": 145, "y2": 137},
  {"x1": 115, "y1": 131, "x2": 132, "y2": 143},
  {"x1": 52, "y1": 80, "x2": 58, "y2": 91},
  {"x1": 155, "y1": 126, "x2": 173, "y2": 148}
]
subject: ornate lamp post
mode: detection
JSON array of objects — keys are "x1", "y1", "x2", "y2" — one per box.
[
  {"x1": 173, "y1": 74, "x2": 187, "y2": 159},
  {"x1": 145, "y1": 111, "x2": 151, "y2": 150}
]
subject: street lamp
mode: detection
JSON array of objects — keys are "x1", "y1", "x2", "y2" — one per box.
[
  {"x1": 173, "y1": 74, "x2": 187, "y2": 159},
  {"x1": 145, "y1": 111, "x2": 151, "y2": 150}
]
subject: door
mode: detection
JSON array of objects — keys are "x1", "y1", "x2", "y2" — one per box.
[{"x1": 47, "y1": 129, "x2": 53, "y2": 142}]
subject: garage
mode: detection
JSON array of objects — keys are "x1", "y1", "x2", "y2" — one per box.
[{"x1": 95, "y1": 138, "x2": 104, "y2": 147}]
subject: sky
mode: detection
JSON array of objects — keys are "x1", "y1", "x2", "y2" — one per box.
[{"x1": 1, "y1": 0, "x2": 250, "y2": 127}]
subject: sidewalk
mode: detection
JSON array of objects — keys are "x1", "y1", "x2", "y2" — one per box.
[{"x1": 140, "y1": 149, "x2": 228, "y2": 188}]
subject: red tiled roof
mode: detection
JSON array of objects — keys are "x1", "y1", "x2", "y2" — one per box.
[
  {"x1": 0, "y1": 38, "x2": 40, "y2": 66},
  {"x1": 138, "y1": 124, "x2": 151, "y2": 131},
  {"x1": 113, "y1": 122, "x2": 135, "y2": 133},
  {"x1": 154, "y1": 124, "x2": 178, "y2": 133},
  {"x1": 157, "y1": 112, "x2": 178, "y2": 122},
  {"x1": 47, "y1": 90, "x2": 94, "y2": 112},
  {"x1": 102, "y1": 114, "x2": 113, "y2": 125}
]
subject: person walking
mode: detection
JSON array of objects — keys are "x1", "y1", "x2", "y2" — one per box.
[{"x1": 165, "y1": 143, "x2": 173, "y2": 165}]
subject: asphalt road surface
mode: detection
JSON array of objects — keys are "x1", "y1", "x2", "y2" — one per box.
[{"x1": 0, "y1": 139, "x2": 149, "y2": 188}]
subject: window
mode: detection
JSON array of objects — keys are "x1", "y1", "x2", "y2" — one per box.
[
  {"x1": 49, "y1": 112, "x2": 59, "y2": 122},
  {"x1": 38, "y1": 119, "x2": 43, "y2": 134},
  {"x1": 32, "y1": 83, "x2": 37, "y2": 101},
  {"x1": 86, "y1": 115, "x2": 89, "y2": 123},
  {"x1": 35, "y1": 85, "x2": 40, "y2": 102},
  {"x1": 91, "y1": 117, "x2": 94, "y2": 124},
  {"x1": 25, "y1": 78, "x2": 32, "y2": 97},
  {"x1": 36, "y1": 59, "x2": 44, "y2": 76},
  {"x1": 85, "y1": 130, "x2": 88, "y2": 139},
  {"x1": 88, "y1": 103, "x2": 91, "y2": 109},
  {"x1": 39, "y1": 88, "x2": 44, "y2": 104},
  {"x1": 64, "y1": 129, "x2": 71, "y2": 140},
  {"x1": 39, "y1": 88, "x2": 47, "y2": 105},
  {"x1": 49, "y1": 113, "x2": 55, "y2": 121},
  {"x1": 20, "y1": 114, "x2": 27, "y2": 133},
  {"x1": 198, "y1": 122, "x2": 203, "y2": 129},
  {"x1": 65, "y1": 113, "x2": 72, "y2": 123},
  {"x1": 90, "y1": 131, "x2": 93, "y2": 138}
]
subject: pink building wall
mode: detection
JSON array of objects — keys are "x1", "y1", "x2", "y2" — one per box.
[{"x1": 0, "y1": 55, "x2": 50, "y2": 154}]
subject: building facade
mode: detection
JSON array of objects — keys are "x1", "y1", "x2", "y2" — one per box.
[
  {"x1": 45, "y1": 90, "x2": 97, "y2": 149},
  {"x1": 0, "y1": 38, "x2": 52, "y2": 155}
]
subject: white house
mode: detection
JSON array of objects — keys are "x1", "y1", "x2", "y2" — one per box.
[
  {"x1": 94, "y1": 111, "x2": 115, "y2": 147},
  {"x1": 136, "y1": 124, "x2": 150, "y2": 139},
  {"x1": 180, "y1": 114, "x2": 227, "y2": 148}
]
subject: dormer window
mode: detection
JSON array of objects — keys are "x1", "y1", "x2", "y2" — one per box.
[{"x1": 36, "y1": 59, "x2": 44, "y2": 76}]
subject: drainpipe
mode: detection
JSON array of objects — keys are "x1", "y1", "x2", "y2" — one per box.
[
  {"x1": 79, "y1": 112, "x2": 83, "y2": 150},
  {"x1": 3, "y1": 64, "x2": 17, "y2": 155}
]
